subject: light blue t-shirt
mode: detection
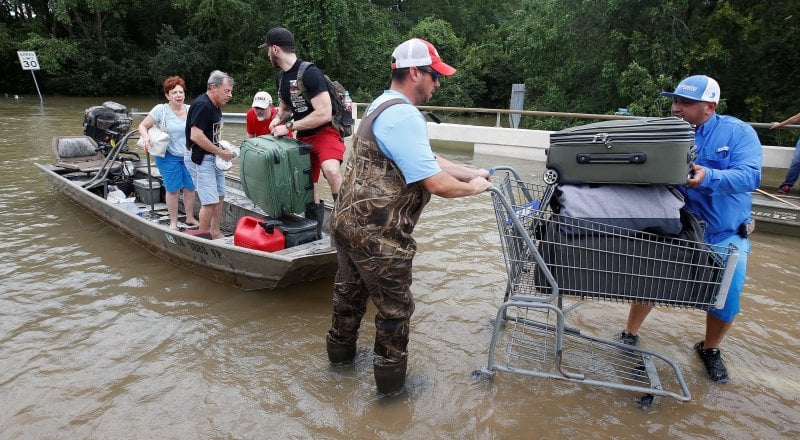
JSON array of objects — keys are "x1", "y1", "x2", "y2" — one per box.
[
  {"x1": 148, "y1": 103, "x2": 189, "y2": 157},
  {"x1": 365, "y1": 90, "x2": 441, "y2": 184}
]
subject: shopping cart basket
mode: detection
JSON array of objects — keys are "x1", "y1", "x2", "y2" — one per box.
[{"x1": 477, "y1": 166, "x2": 739, "y2": 405}]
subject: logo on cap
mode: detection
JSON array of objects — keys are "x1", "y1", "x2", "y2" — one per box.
[
  {"x1": 659, "y1": 75, "x2": 720, "y2": 104},
  {"x1": 252, "y1": 91, "x2": 272, "y2": 109}
]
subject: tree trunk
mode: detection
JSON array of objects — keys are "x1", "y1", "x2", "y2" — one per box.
[{"x1": 95, "y1": 11, "x2": 104, "y2": 47}]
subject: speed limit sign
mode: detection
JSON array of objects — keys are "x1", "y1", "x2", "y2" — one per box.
[{"x1": 17, "y1": 51, "x2": 40, "y2": 71}]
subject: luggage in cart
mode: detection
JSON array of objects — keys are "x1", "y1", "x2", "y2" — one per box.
[
  {"x1": 477, "y1": 166, "x2": 739, "y2": 406},
  {"x1": 544, "y1": 117, "x2": 695, "y2": 185},
  {"x1": 239, "y1": 135, "x2": 314, "y2": 217}
]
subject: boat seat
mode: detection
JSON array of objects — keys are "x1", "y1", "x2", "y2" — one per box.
[{"x1": 52, "y1": 136, "x2": 119, "y2": 173}]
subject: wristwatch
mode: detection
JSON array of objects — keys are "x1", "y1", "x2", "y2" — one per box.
[{"x1": 285, "y1": 120, "x2": 294, "y2": 129}]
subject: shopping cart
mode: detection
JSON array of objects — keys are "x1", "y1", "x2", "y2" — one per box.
[{"x1": 477, "y1": 166, "x2": 739, "y2": 406}]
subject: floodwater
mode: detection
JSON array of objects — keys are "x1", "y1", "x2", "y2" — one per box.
[{"x1": 1, "y1": 95, "x2": 799, "y2": 439}]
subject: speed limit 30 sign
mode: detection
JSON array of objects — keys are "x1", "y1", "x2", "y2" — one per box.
[{"x1": 17, "y1": 51, "x2": 40, "y2": 71}]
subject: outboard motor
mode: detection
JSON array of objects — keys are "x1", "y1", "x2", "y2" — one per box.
[{"x1": 83, "y1": 101, "x2": 133, "y2": 155}]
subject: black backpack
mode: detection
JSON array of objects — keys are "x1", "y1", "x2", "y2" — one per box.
[{"x1": 281, "y1": 61, "x2": 353, "y2": 138}]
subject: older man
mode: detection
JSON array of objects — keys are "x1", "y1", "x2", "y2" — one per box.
[
  {"x1": 620, "y1": 75, "x2": 762, "y2": 384},
  {"x1": 246, "y1": 91, "x2": 277, "y2": 138},
  {"x1": 325, "y1": 38, "x2": 492, "y2": 395},
  {"x1": 185, "y1": 70, "x2": 235, "y2": 239}
]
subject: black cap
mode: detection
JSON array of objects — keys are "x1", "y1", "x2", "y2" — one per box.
[{"x1": 258, "y1": 27, "x2": 295, "y2": 49}]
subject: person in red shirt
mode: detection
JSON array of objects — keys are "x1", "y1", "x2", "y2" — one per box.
[{"x1": 245, "y1": 91, "x2": 277, "y2": 138}]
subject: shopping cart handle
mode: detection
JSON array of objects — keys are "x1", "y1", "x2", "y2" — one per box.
[{"x1": 489, "y1": 165, "x2": 518, "y2": 177}]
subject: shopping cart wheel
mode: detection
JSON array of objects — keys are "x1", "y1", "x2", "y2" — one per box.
[{"x1": 543, "y1": 169, "x2": 559, "y2": 185}]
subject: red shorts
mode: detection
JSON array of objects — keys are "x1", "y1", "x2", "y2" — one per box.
[{"x1": 299, "y1": 125, "x2": 346, "y2": 182}]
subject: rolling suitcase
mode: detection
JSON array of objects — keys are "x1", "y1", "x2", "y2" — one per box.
[
  {"x1": 239, "y1": 135, "x2": 314, "y2": 217},
  {"x1": 544, "y1": 117, "x2": 695, "y2": 185}
]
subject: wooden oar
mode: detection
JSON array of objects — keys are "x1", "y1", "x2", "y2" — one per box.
[{"x1": 755, "y1": 188, "x2": 800, "y2": 209}]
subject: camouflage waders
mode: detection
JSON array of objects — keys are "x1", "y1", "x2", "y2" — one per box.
[{"x1": 327, "y1": 99, "x2": 431, "y2": 370}]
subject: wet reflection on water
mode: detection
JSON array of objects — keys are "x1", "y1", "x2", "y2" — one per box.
[{"x1": 0, "y1": 97, "x2": 798, "y2": 438}]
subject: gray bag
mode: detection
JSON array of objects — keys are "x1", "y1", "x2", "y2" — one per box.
[{"x1": 556, "y1": 184, "x2": 685, "y2": 235}]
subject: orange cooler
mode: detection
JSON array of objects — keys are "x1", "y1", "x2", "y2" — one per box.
[{"x1": 234, "y1": 216, "x2": 285, "y2": 252}]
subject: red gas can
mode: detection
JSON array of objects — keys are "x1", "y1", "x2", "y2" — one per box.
[{"x1": 234, "y1": 216, "x2": 286, "y2": 252}]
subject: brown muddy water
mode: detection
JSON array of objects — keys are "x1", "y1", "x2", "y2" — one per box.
[{"x1": 0, "y1": 96, "x2": 798, "y2": 439}]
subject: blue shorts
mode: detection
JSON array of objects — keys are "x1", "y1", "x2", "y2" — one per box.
[
  {"x1": 155, "y1": 152, "x2": 195, "y2": 193},
  {"x1": 708, "y1": 234, "x2": 750, "y2": 322},
  {"x1": 185, "y1": 155, "x2": 225, "y2": 205}
]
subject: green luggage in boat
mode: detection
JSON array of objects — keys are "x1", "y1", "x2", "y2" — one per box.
[
  {"x1": 239, "y1": 135, "x2": 314, "y2": 217},
  {"x1": 544, "y1": 117, "x2": 696, "y2": 185}
]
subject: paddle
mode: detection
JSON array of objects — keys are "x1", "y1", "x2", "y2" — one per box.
[{"x1": 755, "y1": 188, "x2": 800, "y2": 209}]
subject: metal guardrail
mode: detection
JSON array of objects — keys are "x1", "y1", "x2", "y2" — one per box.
[
  {"x1": 406, "y1": 104, "x2": 799, "y2": 130},
  {"x1": 134, "y1": 104, "x2": 799, "y2": 130}
]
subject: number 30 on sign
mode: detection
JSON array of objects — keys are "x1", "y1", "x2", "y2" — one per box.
[{"x1": 17, "y1": 51, "x2": 40, "y2": 71}]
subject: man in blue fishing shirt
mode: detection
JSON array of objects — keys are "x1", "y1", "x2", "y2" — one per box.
[{"x1": 620, "y1": 75, "x2": 762, "y2": 384}]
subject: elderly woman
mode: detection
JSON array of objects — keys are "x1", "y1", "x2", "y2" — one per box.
[{"x1": 138, "y1": 76, "x2": 198, "y2": 230}]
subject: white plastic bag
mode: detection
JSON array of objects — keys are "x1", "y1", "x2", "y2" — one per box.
[
  {"x1": 107, "y1": 189, "x2": 135, "y2": 204},
  {"x1": 215, "y1": 140, "x2": 239, "y2": 171}
]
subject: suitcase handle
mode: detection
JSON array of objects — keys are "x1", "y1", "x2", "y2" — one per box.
[
  {"x1": 292, "y1": 169, "x2": 315, "y2": 193},
  {"x1": 576, "y1": 152, "x2": 647, "y2": 164}
]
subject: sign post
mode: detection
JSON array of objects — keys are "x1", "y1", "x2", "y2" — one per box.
[{"x1": 17, "y1": 51, "x2": 44, "y2": 105}]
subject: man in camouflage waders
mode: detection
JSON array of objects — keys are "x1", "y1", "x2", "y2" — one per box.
[{"x1": 326, "y1": 38, "x2": 493, "y2": 395}]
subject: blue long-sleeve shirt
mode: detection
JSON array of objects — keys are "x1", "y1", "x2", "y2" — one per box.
[{"x1": 678, "y1": 113, "x2": 762, "y2": 243}]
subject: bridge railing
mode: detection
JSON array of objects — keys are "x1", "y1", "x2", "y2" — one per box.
[{"x1": 348, "y1": 103, "x2": 796, "y2": 168}]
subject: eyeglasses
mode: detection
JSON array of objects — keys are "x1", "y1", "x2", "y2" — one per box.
[{"x1": 417, "y1": 65, "x2": 440, "y2": 82}]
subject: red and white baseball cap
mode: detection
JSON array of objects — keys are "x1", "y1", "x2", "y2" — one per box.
[{"x1": 391, "y1": 38, "x2": 456, "y2": 76}]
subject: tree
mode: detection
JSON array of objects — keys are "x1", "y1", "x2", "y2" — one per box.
[
  {"x1": 147, "y1": 25, "x2": 213, "y2": 95},
  {"x1": 1, "y1": 0, "x2": 798, "y2": 135}
]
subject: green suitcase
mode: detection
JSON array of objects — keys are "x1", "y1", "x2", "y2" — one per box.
[
  {"x1": 545, "y1": 117, "x2": 695, "y2": 185},
  {"x1": 239, "y1": 135, "x2": 314, "y2": 217}
]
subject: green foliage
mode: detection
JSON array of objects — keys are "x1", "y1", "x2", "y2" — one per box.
[
  {"x1": 4, "y1": 0, "x2": 800, "y2": 142},
  {"x1": 147, "y1": 26, "x2": 214, "y2": 96},
  {"x1": 337, "y1": 5, "x2": 402, "y2": 103},
  {"x1": 45, "y1": 37, "x2": 152, "y2": 96},
  {"x1": 259, "y1": 0, "x2": 400, "y2": 105},
  {"x1": 173, "y1": 0, "x2": 262, "y2": 75},
  {"x1": 404, "y1": 18, "x2": 466, "y2": 106},
  {"x1": 17, "y1": 34, "x2": 80, "y2": 77}
]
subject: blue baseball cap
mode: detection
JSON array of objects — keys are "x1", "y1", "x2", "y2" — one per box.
[{"x1": 659, "y1": 75, "x2": 720, "y2": 103}]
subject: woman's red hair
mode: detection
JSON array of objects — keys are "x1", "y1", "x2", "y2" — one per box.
[{"x1": 162, "y1": 76, "x2": 186, "y2": 94}]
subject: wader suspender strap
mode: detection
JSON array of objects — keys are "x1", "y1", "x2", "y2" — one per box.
[{"x1": 356, "y1": 98, "x2": 407, "y2": 141}]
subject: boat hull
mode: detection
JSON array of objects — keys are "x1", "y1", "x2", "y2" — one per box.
[
  {"x1": 750, "y1": 191, "x2": 800, "y2": 237},
  {"x1": 37, "y1": 163, "x2": 337, "y2": 290}
]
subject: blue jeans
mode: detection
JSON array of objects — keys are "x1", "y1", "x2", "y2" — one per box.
[
  {"x1": 185, "y1": 155, "x2": 225, "y2": 205},
  {"x1": 781, "y1": 137, "x2": 800, "y2": 187}
]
